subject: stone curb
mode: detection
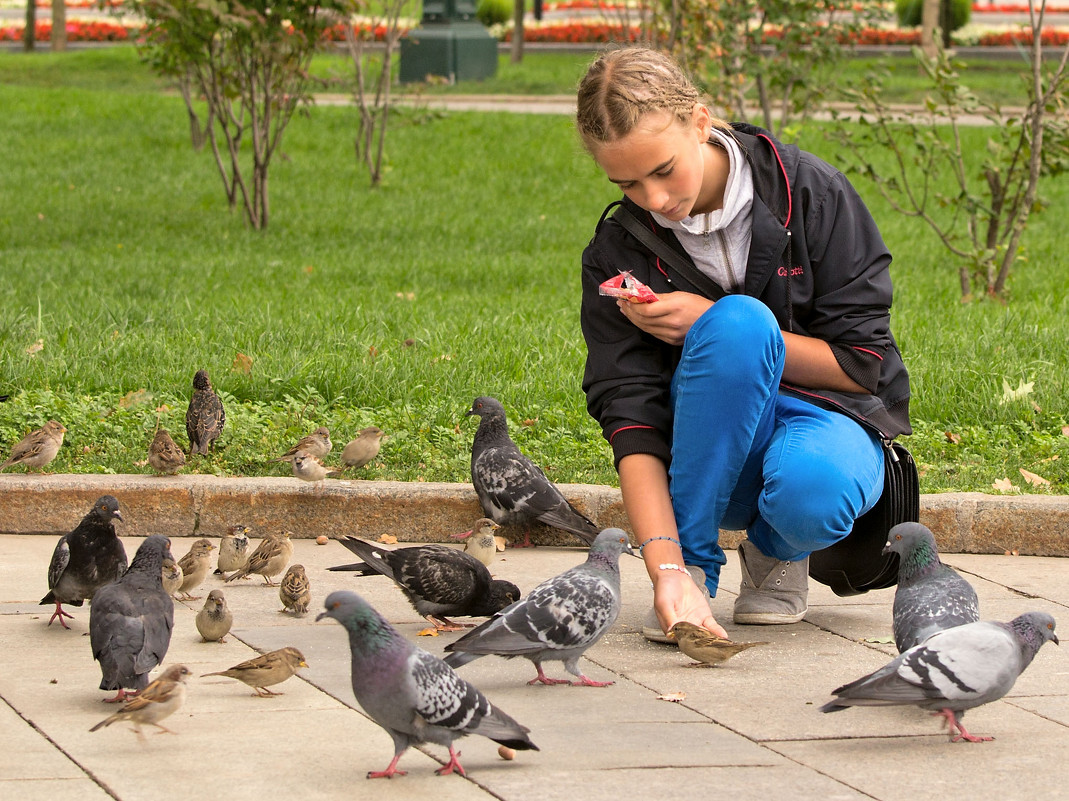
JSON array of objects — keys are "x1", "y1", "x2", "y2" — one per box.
[{"x1": 1, "y1": 474, "x2": 1067, "y2": 556}]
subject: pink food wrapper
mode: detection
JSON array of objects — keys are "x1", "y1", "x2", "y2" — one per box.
[{"x1": 598, "y1": 270, "x2": 658, "y2": 303}]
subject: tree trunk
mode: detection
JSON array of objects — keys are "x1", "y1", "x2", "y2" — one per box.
[
  {"x1": 51, "y1": 0, "x2": 66, "y2": 51},
  {"x1": 510, "y1": 0, "x2": 523, "y2": 64},
  {"x1": 24, "y1": 0, "x2": 36, "y2": 51},
  {"x1": 920, "y1": 0, "x2": 939, "y2": 61}
]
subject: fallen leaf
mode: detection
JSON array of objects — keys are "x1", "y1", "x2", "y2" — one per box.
[
  {"x1": 944, "y1": 431, "x2": 961, "y2": 444},
  {"x1": 394, "y1": 291, "x2": 415, "y2": 300},
  {"x1": 303, "y1": 265, "x2": 314, "y2": 274},
  {"x1": 118, "y1": 389, "x2": 152, "y2": 409},
  {"x1": 403, "y1": 338, "x2": 416, "y2": 347},
  {"x1": 657, "y1": 691, "x2": 686, "y2": 702},
  {"x1": 154, "y1": 404, "x2": 172, "y2": 413},
  {"x1": 231, "y1": 352, "x2": 253, "y2": 374},
  {"x1": 522, "y1": 418, "x2": 538, "y2": 427},
  {"x1": 992, "y1": 477, "x2": 1018, "y2": 493},
  {"x1": 368, "y1": 345, "x2": 379, "y2": 359},
  {"x1": 1019, "y1": 468, "x2": 1050, "y2": 487},
  {"x1": 1062, "y1": 426, "x2": 1069, "y2": 438},
  {"x1": 26, "y1": 339, "x2": 44, "y2": 356},
  {"x1": 417, "y1": 627, "x2": 439, "y2": 637},
  {"x1": 377, "y1": 534, "x2": 398, "y2": 545},
  {"x1": 133, "y1": 459, "x2": 148, "y2": 467},
  {"x1": 999, "y1": 378, "x2": 1035, "y2": 404},
  {"x1": 1004, "y1": 549, "x2": 1020, "y2": 557},
  {"x1": 862, "y1": 636, "x2": 895, "y2": 644}
]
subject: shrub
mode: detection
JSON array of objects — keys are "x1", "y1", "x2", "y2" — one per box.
[
  {"x1": 895, "y1": 0, "x2": 971, "y2": 31},
  {"x1": 476, "y1": 0, "x2": 512, "y2": 26}
]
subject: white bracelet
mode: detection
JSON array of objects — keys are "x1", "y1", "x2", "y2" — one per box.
[{"x1": 658, "y1": 563, "x2": 689, "y2": 575}]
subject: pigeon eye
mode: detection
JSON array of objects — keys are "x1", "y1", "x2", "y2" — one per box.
[{"x1": 895, "y1": 534, "x2": 902, "y2": 541}]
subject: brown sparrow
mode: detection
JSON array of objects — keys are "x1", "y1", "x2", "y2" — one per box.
[
  {"x1": 452, "y1": 517, "x2": 500, "y2": 568},
  {"x1": 1, "y1": 419, "x2": 66, "y2": 472},
  {"x1": 175, "y1": 538, "x2": 215, "y2": 600},
  {"x1": 271, "y1": 426, "x2": 332, "y2": 462},
  {"x1": 224, "y1": 530, "x2": 293, "y2": 585},
  {"x1": 201, "y1": 646, "x2": 307, "y2": 696},
  {"x1": 161, "y1": 557, "x2": 184, "y2": 597},
  {"x1": 215, "y1": 523, "x2": 251, "y2": 576},
  {"x1": 667, "y1": 622, "x2": 768, "y2": 667},
  {"x1": 89, "y1": 664, "x2": 191, "y2": 739},
  {"x1": 340, "y1": 426, "x2": 384, "y2": 471},
  {"x1": 279, "y1": 564, "x2": 311, "y2": 615},
  {"x1": 185, "y1": 369, "x2": 225, "y2": 455},
  {"x1": 291, "y1": 450, "x2": 342, "y2": 485},
  {"x1": 148, "y1": 428, "x2": 186, "y2": 475},
  {"x1": 196, "y1": 589, "x2": 233, "y2": 643}
]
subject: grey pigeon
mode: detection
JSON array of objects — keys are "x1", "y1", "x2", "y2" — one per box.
[
  {"x1": 821, "y1": 611, "x2": 1059, "y2": 742},
  {"x1": 327, "y1": 536, "x2": 520, "y2": 631},
  {"x1": 89, "y1": 535, "x2": 175, "y2": 703},
  {"x1": 40, "y1": 495, "x2": 128, "y2": 629},
  {"x1": 318, "y1": 590, "x2": 539, "y2": 778},
  {"x1": 468, "y1": 396, "x2": 599, "y2": 548},
  {"x1": 185, "y1": 369, "x2": 225, "y2": 455},
  {"x1": 885, "y1": 522, "x2": 980, "y2": 652},
  {"x1": 443, "y1": 528, "x2": 633, "y2": 686}
]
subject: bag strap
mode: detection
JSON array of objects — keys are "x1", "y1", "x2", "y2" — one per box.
[{"x1": 611, "y1": 204, "x2": 728, "y2": 302}]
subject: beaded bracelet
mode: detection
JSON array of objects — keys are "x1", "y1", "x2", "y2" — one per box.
[
  {"x1": 658, "y1": 563, "x2": 690, "y2": 575},
  {"x1": 638, "y1": 536, "x2": 681, "y2": 553}
]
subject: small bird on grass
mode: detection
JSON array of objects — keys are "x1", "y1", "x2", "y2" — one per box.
[
  {"x1": 279, "y1": 564, "x2": 311, "y2": 615},
  {"x1": 89, "y1": 664, "x2": 192, "y2": 740},
  {"x1": 90, "y1": 535, "x2": 175, "y2": 703},
  {"x1": 340, "y1": 426, "x2": 384, "y2": 472},
  {"x1": 444, "y1": 528, "x2": 631, "y2": 686},
  {"x1": 196, "y1": 590, "x2": 233, "y2": 643},
  {"x1": 821, "y1": 611, "x2": 1059, "y2": 742},
  {"x1": 271, "y1": 426, "x2": 332, "y2": 463},
  {"x1": 328, "y1": 536, "x2": 520, "y2": 631},
  {"x1": 201, "y1": 647, "x2": 307, "y2": 697},
  {"x1": 667, "y1": 622, "x2": 767, "y2": 667},
  {"x1": 318, "y1": 591, "x2": 539, "y2": 779},
  {"x1": 292, "y1": 450, "x2": 343, "y2": 486},
  {"x1": 40, "y1": 495, "x2": 127, "y2": 629},
  {"x1": 884, "y1": 522, "x2": 980, "y2": 653},
  {"x1": 468, "y1": 396, "x2": 599, "y2": 548},
  {"x1": 224, "y1": 530, "x2": 293, "y2": 586},
  {"x1": 185, "y1": 369, "x2": 225, "y2": 455},
  {"x1": 451, "y1": 518, "x2": 501, "y2": 568},
  {"x1": 161, "y1": 558, "x2": 183, "y2": 597},
  {"x1": 148, "y1": 428, "x2": 185, "y2": 475},
  {"x1": 1, "y1": 419, "x2": 67, "y2": 472},
  {"x1": 175, "y1": 538, "x2": 215, "y2": 600},
  {"x1": 215, "y1": 524, "x2": 250, "y2": 577}
]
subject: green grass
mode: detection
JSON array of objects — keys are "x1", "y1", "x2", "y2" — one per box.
[{"x1": 1, "y1": 48, "x2": 1067, "y2": 494}]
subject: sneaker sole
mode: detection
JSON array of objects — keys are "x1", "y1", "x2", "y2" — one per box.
[
  {"x1": 732, "y1": 609, "x2": 807, "y2": 625},
  {"x1": 641, "y1": 625, "x2": 675, "y2": 644}
]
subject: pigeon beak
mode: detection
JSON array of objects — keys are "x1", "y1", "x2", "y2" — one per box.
[
  {"x1": 113, "y1": 510, "x2": 125, "y2": 523},
  {"x1": 1054, "y1": 633, "x2": 1061, "y2": 645},
  {"x1": 315, "y1": 611, "x2": 329, "y2": 622}
]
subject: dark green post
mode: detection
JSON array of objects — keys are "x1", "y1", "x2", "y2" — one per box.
[{"x1": 399, "y1": 0, "x2": 499, "y2": 84}]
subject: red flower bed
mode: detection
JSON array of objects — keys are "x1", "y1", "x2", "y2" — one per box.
[
  {"x1": 0, "y1": 20, "x2": 132, "y2": 42},
  {"x1": 320, "y1": 22, "x2": 402, "y2": 42},
  {"x1": 973, "y1": 3, "x2": 1069, "y2": 12},
  {"x1": 503, "y1": 22, "x2": 642, "y2": 43},
  {"x1": 977, "y1": 27, "x2": 1069, "y2": 44}
]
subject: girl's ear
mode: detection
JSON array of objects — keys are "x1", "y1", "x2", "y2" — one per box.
[{"x1": 693, "y1": 105, "x2": 712, "y2": 141}]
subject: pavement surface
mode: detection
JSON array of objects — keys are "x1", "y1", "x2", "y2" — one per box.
[{"x1": 1, "y1": 533, "x2": 1067, "y2": 801}]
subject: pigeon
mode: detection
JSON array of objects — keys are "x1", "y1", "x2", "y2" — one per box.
[
  {"x1": 1, "y1": 419, "x2": 66, "y2": 472},
  {"x1": 148, "y1": 428, "x2": 185, "y2": 475},
  {"x1": 884, "y1": 522, "x2": 980, "y2": 652},
  {"x1": 215, "y1": 523, "x2": 250, "y2": 576},
  {"x1": 89, "y1": 664, "x2": 192, "y2": 739},
  {"x1": 279, "y1": 564, "x2": 311, "y2": 615},
  {"x1": 225, "y1": 530, "x2": 293, "y2": 585},
  {"x1": 340, "y1": 426, "x2": 384, "y2": 471},
  {"x1": 444, "y1": 528, "x2": 632, "y2": 686},
  {"x1": 821, "y1": 611, "x2": 1059, "y2": 742},
  {"x1": 40, "y1": 495, "x2": 128, "y2": 629},
  {"x1": 318, "y1": 590, "x2": 539, "y2": 778},
  {"x1": 451, "y1": 517, "x2": 501, "y2": 568},
  {"x1": 468, "y1": 396, "x2": 599, "y2": 548},
  {"x1": 161, "y1": 557, "x2": 183, "y2": 597},
  {"x1": 667, "y1": 622, "x2": 768, "y2": 667},
  {"x1": 270, "y1": 426, "x2": 332, "y2": 463},
  {"x1": 291, "y1": 450, "x2": 342, "y2": 485},
  {"x1": 196, "y1": 590, "x2": 233, "y2": 643},
  {"x1": 175, "y1": 538, "x2": 215, "y2": 600},
  {"x1": 327, "y1": 536, "x2": 520, "y2": 631},
  {"x1": 89, "y1": 535, "x2": 175, "y2": 703},
  {"x1": 185, "y1": 369, "x2": 225, "y2": 455},
  {"x1": 202, "y1": 647, "x2": 307, "y2": 697}
]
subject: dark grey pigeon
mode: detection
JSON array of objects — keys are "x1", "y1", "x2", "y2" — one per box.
[
  {"x1": 884, "y1": 522, "x2": 980, "y2": 652},
  {"x1": 317, "y1": 590, "x2": 538, "y2": 779},
  {"x1": 444, "y1": 528, "x2": 633, "y2": 686},
  {"x1": 89, "y1": 535, "x2": 175, "y2": 703},
  {"x1": 40, "y1": 495, "x2": 127, "y2": 629},
  {"x1": 326, "y1": 537, "x2": 520, "y2": 631},
  {"x1": 468, "y1": 396, "x2": 600, "y2": 548},
  {"x1": 821, "y1": 611, "x2": 1059, "y2": 742}
]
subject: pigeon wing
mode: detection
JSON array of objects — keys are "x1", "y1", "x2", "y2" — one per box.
[
  {"x1": 393, "y1": 546, "x2": 488, "y2": 608},
  {"x1": 46, "y1": 535, "x2": 71, "y2": 591}
]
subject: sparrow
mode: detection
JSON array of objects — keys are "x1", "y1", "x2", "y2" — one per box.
[
  {"x1": 667, "y1": 622, "x2": 768, "y2": 667},
  {"x1": 148, "y1": 428, "x2": 185, "y2": 475},
  {"x1": 196, "y1": 589, "x2": 233, "y2": 643},
  {"x1": 279, "y1": 564, "x2": 311, "y2": 615},
  {"x1": 89, "y1": 664, "x2": 192, "y2": 739},
  {"x1": 291, "y1": 450, "x2": 342, "y2": 485},
  {"x1": 451, "y1": 517, "x2": 501, "y2": 568},
  {"x1": 215, "y1": 524, "x2": 251, "y2": 576},
  {"x1": 1, "y1": 419, "x2": 66, "y2": 472},
  {"x1": 185, "y1": 369, "x2": 225, "y2": 455},
  {"x1": 161, "y1": 557, "x2": 184, "y2": 597},
  {"x1": 271, "y1": 427, "x2": 332, "y2": 463},
  {"x1": 175, "y1": 538, "x2": 215, "y2": 600},
  {"x1": 340, "y1": 426, "x2": 384, "y2": 471},
  {"x1": 201, "y1": 646, "x2": 308, "y2": 697},
  {"x1": 224, "y1": 530, "x2": 293, "y2": 585}
]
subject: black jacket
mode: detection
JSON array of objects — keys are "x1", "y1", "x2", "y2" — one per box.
[{"x1": 581, "y1": 123, "x2": 911, "y2": 469}]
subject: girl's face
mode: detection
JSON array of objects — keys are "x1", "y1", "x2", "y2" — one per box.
[{"x1": 591, "y1": 106, "x2": 718, "y2": 220}]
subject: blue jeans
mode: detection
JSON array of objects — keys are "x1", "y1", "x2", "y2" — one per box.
[{"x1": 668, "y1": 296, "x2": 885, "y2": 596}]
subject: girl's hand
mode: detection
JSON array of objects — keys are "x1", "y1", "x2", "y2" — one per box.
[
  {"x1": 653, "y1": 569, "x2": 728, "y2": 639},
  {"x1": 617, "y1": 292, "x2": 714, "y2": 346}
]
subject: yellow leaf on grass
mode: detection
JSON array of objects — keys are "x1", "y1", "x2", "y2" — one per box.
[
  {"x1": 377, "y1": 534, "x2": 398, "y2": 545},
  {"x1": 118, "y1": 389, "x2": 152, "y2": 409},
  {"x1": 25, "y1": 339, "x2": 44, "y2": 356},
  {"x1": 231, "y1": 352, "x2": 253, "y2": 374},
  {"x1": 999, "y1": 378, "x2": 1035, "y2": 404},
  {"x1": 992, "y1": 477, "x2": 1018, "y2": 493},
  {"x1": 1019, "y1": 468, "x2": 1050, "y2": 487}
]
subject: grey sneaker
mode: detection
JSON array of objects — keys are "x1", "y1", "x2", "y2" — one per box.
[
  {"x1": 642, "y1": 565, "x2": 711, "y2": 644},
  {"x1": 733, "y1": 540, "x2": 808, "y2": 625}
]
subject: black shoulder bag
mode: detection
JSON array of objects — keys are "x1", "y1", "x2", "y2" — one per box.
[{"x1": 611, "y1": 203, "x2": 919, "y2": 597}]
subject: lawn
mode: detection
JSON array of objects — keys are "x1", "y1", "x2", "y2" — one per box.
[{"x1": 1, "y1": 47, "x2": 1066, "y2": 494}]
